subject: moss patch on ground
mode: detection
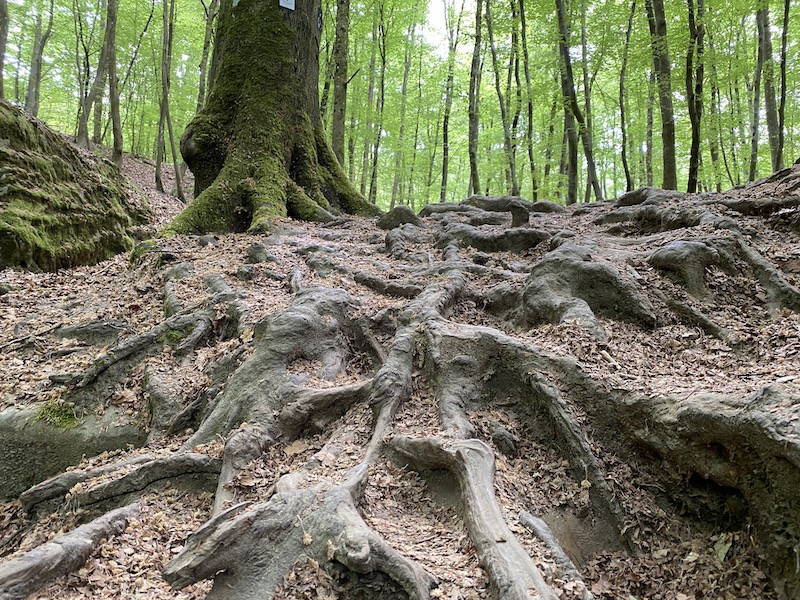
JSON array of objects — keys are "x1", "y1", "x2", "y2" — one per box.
[{"x1": 0, "y1": 100, "x2": 151, "y2": 271}]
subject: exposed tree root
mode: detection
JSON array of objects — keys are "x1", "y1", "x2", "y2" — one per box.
[
  {"x1": 0, "y1": 503, "x2": 139, "y2": 600},
  {"x1": 3, "y1": 186, "x2": 800, "y2": 599},
  {"x1": 390, "y1": 436, "x2": 559, "y2": 600}
]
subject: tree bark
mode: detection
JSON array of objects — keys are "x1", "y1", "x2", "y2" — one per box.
[
  {"x1": 23, "y1": 0, "x2": 54, "y2": 117},
  {"x1": 644, "y1": 0, "x2": 677, "y2": 190},
  {"x1": 167, "y1": 0, "x2": 379, "y2": 234}
]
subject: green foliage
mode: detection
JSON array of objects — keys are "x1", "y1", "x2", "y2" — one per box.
[{"x1": 1, "y1": 0, "x2": 798, "y2": 206}]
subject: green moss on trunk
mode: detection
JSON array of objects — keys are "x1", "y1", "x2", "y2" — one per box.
[{"x1": 162, "y1": 0, "x2": 379, "y2": 236}]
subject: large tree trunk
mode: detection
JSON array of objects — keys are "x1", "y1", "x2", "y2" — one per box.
[{"x1": 167, "y1": 0, "x2": 378, "y2": 234}]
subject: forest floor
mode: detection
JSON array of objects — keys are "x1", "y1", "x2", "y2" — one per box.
[{"x1": 1, "y1": 155, "x2": 800, "y2": 600}]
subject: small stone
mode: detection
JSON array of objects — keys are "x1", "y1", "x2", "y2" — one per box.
[
  {"x1": 198, "y1": 235, "x2": 218, "y2": 247},
  {"x1": 237, "y1": 265, "x2": 255, "y2": 281},
  {"x1": 246, "y1": 242, "x2": 279, "y2": 264}
]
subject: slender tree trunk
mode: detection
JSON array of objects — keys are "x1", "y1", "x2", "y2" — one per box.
[
  {"x1": 777, "y1": 0, "x2": 789, "y2": 170},
  {"x1": 76, "y1": 0, "x2": 108, "y2": 147},
  {"x1": 318, "y1": 42, "x2": 333, "y2": 127},
  {"x1": 644, "y1": 0, "x2": 677, "y2": 189},
  {"x1": 105, "y1": 0, "x2": 122, "y2": 166},
  {"x1": 749, "y1": 19, "x2": 764, "y2": 182},
  {"x1": 0, "y1": 0, "x2": 8, "y2": 99},
  {"x1": 467, "y1": 0, "x2": 483, "y2": 197},
  {"x1": 554, "y1": 0, "x2": 601, "y2": 202},
  {"x1": 757, "y1": 6, "x2": 780, "y2": 172},
  {"x1": 619, "y1": 0, "x2": 636, "y2": 192},
  {"x1": 686, "y1": 0, "x2": 704, "y2": 193},
  {"x1": 580, "y1": 0, "x2": 596, "y2": 203},
  {"x1": 440, "y1": 0, "x2": 465, "y2": 202},
  {"x1": 518, "y1": 0, "x2": 537, "y2": 200},
  {"x1": 646, "y1": 71, "x2": 655, "y2": 187},
  {"x1": 544, "y1": 89, "x2": 558, "y2": 185},
  {"x1": 391, "y1": 21, "x2": 415, "y2": 209},
  {"x1": 24, "y1": 0, "x2": 55, "y2": 117},
  {"x1": 368, "y1": 4, "x2": 390, "y2": 205},
  {"x1": 485, "y1": 0, "x2": 519, "y2": 196},
  {"x1": 156, "y1": 0, "x2": 184, "y2": 200},
  {"x1": 359, "y1": 11, "x2": 378, "y2": 196},
  {"x1": 197, "y1": 0, "x2": 218, "y2": 111},
  {"x1": 706, "y1": 33, "x2": 724, "y2": 191},
  {"x1": 331, "y1": 0, "x2": 349, "y2": 166}
]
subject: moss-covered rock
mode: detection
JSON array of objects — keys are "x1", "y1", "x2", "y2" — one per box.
[{"x1": 0, "y1": 100, "x2": 150, "y2": 271}]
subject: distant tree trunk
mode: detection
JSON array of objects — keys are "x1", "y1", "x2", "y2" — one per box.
[
  {"x1": 467, "y1": 0, "x2": 483, "y2": 197},
  {"x1": 197, "y1": 0, "x2": 218, "y2": 111},
  {"x1": 106, "y1": 0, "x2": 122, "y2": 166},
  {"x1": 485, "y1": 0, "x2": 519, "y2": 196},
  {"x1": 686, "y1": 0, "x2": 704, "y2": 193},
  {"x1": 776, "y1": 0, "x2": 789, "y2": 170},
  {"x1": 707, "y1": 33, "x2": 724, "y2": 191},
  {"x1": 560, "y1": 76, "x2": 579, "y2": 205},
  {"x1": 156, "y1": 0, "x2": 184, "y2": 200},
  {"x1": 646, "y1": 71, "x2": 654, "y2": 187},
  {"x1": 318, "y1": 40, "x2": 333, "y2": 127},
  {"x1": 644, "y1": 0, "x2": 677, "y2": 189},
  {"x1": 391, "y1": 21, "x2": 415, "y2": 209},
  {"x1": 24, "y1": 0, "x2": 55, "y2": 117},
  {"x1": 368, "y1": 4, "x2": 390, "y2": 205},
  {"x1": 757, "y1": 6, "x2": 780, "y2": 172},
  {"x1": 91, "y1": 70, "x2": 106, "y2": 144},
  {"x1": 544, "y1": 88, "x2": 558, "y2": 184},
  {"x1": 0, "y1": 0, "x2": 8, "y2": 99},
  {"x1": 619, "y1": 0, "x2": 636, "y2": 192},
  {"x1": 359, "y1": 12, "x2": 378, "y2": 196},
  {"x1": 440, "y1": 0, "x2": 465, "y2": 203},
  {"x1": 76, "y1": 0, "x2": 109, "y2": 148},
  {"x1": 748, "y1": 19, "x2": 763, "y2": 182},
  {"x1": 555, "y1": 0, "x2": 601, "y2": 202},
  {"x1": 518, "y1": 0, "x2": 537, "y2": 200},
  {"x1": 331, "y1": 0, "x2": 349, "y2": 166}
]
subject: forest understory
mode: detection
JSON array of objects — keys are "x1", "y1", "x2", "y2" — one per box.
[{"x1": 1, "y1": 156, "x2": 800, "y2": 600}]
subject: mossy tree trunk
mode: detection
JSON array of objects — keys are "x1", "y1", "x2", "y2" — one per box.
[{"x1": 165, "y1": 0, "x2": 379, "y2": 235}]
